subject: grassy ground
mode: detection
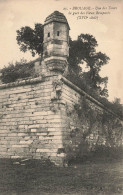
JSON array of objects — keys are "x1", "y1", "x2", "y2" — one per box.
[{"x1": 0, "y1": 158, "x2": 123, "y2": 195}]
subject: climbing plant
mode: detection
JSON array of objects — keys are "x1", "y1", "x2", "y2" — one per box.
[
  {"x1": 64, "y1": 96, "x2": 123, "y2": 162},
  {"x1": 101, "y1": 111, "x2": 123, "y2": 147}
]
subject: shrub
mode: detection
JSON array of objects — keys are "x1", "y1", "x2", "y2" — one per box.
[{"x1": 0, "y1": 59, "x2": 35, "y2": 83}]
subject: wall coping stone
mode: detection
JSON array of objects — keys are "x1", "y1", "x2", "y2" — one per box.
[
  {"x1": 0, "y1": 76, "x2": 45, "y2": 90},
  {"x1": 59, "y1": 75, "x2": 121, "y2": 119}
]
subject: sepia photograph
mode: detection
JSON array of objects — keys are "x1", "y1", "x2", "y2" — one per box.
[{"x1": 0, "y1": 0, "x2": 123, "y2": 194}]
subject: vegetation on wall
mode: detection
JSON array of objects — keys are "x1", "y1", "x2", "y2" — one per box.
[
  {"x1": 101, "y1": 111, "x2": 123, "y2": 147},
  {"x1": 65, "y1": 97, "x2": 101, "y2": 161},
  {"x1": 65, "y1": 97, "x2": 123, "y2": 162},
  {"x1": 66, "y1": 72, "x2": 123, "y2": 120},
  {"x1": 0, "y1": 59, "x2": 38, "y2": 83}
]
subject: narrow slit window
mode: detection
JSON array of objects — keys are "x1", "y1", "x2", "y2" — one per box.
[
  {"x1": 57, "y1": 31, "x2": 60, "y2": 36},
  {"x1": 48, "y1": 32, "x2": 50, "y2": 37}
]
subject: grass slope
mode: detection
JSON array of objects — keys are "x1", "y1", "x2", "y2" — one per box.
[{"x1": 0, "y1": 159, "x2": 123, "y2": 195}]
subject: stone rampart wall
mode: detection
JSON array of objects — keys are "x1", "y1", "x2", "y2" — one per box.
[
  {"x1": 56, "y1": 76, "x2": 123, "y2": 161},
  {"x1": 0, "y1": 76, "x2": 66, "y2": 165},
  {"x1": 0, "y1": 75, "x2": 122, "y2": 165}
]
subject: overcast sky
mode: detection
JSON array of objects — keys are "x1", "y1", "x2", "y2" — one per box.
[{"x1": 0, "y1": 0, "x2": 123, "y2": 103}]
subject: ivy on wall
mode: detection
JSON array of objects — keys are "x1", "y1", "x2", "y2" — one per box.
[
  {"x1": 101, "y1": 111, "x2": 123, "y2": 147},
  {"x1": 64, "y1": 96, "x2": 123, "y2": 162}
]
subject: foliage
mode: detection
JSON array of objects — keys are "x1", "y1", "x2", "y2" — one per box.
[
  {"x1": 65, "y1": 97, "x2": 101, "y2": 161},
  {"x1": 74, "y1": 97, "x2": 101, "y2": 138},
  {"x1": 101, "y1": 111, "x2": 123, "y2": 147},
  {"x1": 66, "y1": 71, "x2": 123, "y2": 120},
  {"x1": 111, "y1": 98, "x2": 123, "y2": 119},
  {"x1": 65, "y1": 97, "x2": 123, "y2": 162},
  {"x1": 16, "y1": 23, "x2": 43, "y2": 57},
  {"x1": 77, "y1": 98, "x2": 123, "y2": 147},
  {"x1": 100, "y1": 97, "x2": 123, "y2": 120},
  {"x1": 68, "y1": 34, "x2": 110, "y2": 98},
  {"x1": 0, "y1": 59, "x2": 35, "y2": 83}
]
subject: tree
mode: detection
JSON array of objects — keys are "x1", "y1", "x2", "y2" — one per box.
[
  {"x1": 68, "y1": 34, "x2": 110, "y2": 97},
  {"x1": 16, "y1": 23, "x2": 43, "y2": 57}
]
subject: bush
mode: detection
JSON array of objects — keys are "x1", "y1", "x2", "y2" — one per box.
[{"x1": 0, "y1": 59, "x2": 35, "y2": 83}]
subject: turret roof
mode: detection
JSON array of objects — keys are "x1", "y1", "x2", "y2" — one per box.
[{"x1": 44, "y1": 11, "x2": 70, "y2": 29}]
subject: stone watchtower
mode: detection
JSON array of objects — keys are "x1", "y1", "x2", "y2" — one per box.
[{"x1": 43, "y1": 11, "x2": 70, "y2": 74}]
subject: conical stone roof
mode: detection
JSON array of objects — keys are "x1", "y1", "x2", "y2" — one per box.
[{"x1": 44, "y1": 11, "x2": 70, "y2": 29}]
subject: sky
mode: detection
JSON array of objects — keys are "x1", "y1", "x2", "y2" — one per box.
[{"x1": 0, "y1": 0, "x2": 123, "y2": 103}]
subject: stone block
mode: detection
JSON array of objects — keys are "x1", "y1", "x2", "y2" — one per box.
[
  {"x1": 36, "y1": 148, "x2": 57, "y2": 153},
  {"x1": 12, "y1": 145, "x2": 29, "y2": 148},
  {"x1": 31, "y1": 129, "x2": 37, "y2": 132}
]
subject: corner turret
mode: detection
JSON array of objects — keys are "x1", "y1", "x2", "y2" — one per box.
[{"x1": 43, "y1": 11, "x2": 70, "y2": 74}]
